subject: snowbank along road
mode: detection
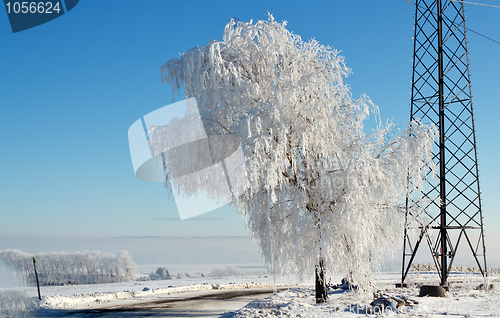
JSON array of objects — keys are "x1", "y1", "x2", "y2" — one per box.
[{"x1": 38, "y1": 287, "x2": 287, "y2": 317}]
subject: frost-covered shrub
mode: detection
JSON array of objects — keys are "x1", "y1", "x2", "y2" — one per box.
[
  {"x1": 155, "y1": 267, "x2": 172, "y2": 280},
  {"x1": 176, "y1": 272, "x2": 191, "y2": 279},
  {"x1": 0, "y1": 249, "x2": 136, "y2": 286},
  {"x1": 0, "y1": 289, "x2": 37, "y2": 317},
  {"x1": 140, "y1": 267, "x2": 173, "y2": 281},
  {"x1": 209, "y1": 266, "x2": 245, "y2": 277}
]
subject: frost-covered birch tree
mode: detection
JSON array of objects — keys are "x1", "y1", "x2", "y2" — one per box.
[{"x1": 152, "y1": 15, "x2": 436, "y2": 302}]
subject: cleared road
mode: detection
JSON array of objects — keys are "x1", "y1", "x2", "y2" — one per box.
[{"x1": 38, "y1": 287, "x2": 286, "y2": 317}]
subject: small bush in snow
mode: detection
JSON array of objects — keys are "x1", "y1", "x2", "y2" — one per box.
[
  {"x1": 140, "y1": 267, "x2": 173, "y2": 281},
  {"x1": 155, "y1": 267, "x2": 172, "y2": 280},
  {"x1": 176, "y1": 272, "x2": 191, "y2": 279},
  {"x1": 209, "y1": 266, "x2": 245, "y2": 277},
  {"x1": 0, "y1": 289, "x2": 37, "y2": 317}
]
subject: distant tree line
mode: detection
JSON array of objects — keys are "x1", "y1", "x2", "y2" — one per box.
[
  {"x1": 0, "y1": 249, "x2": 136, "y2": 286},
  {"x1": 412, "y1": 263, "x2": 499, "y2": 274}
]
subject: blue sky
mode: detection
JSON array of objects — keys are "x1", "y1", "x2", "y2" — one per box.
[{"x1": 0, "y1": 0, "x2": 499, "y2": 250}]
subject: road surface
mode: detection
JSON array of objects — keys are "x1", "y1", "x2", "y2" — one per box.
[{"x1": 38, "y1": 287, "x2": 286, "y2": 317}]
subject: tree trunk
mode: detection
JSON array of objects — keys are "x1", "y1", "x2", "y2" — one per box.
[{"x1": 315, "y1": 258, "x2": 327, "y2": 303}]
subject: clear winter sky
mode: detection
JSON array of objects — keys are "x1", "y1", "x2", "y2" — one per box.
[{"x1": 0, "y1": 1, "x2": 499, "y2": 256}]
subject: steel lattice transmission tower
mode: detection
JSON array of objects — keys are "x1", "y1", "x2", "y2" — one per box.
[{"x1": 401, "y1": 0, "x2": 487, "y2": 287}]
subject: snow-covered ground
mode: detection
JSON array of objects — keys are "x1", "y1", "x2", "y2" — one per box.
[
  {"x1": 233, "y1": 272, "x2": 500, "y2": 317},
  {"x1": 2, "y1": 271, "x2": 499, "y2": 317}
]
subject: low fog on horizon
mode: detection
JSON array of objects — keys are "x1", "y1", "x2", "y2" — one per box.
[{"x1": 1, "y1": 234, "x2": 499, "y2": 284}]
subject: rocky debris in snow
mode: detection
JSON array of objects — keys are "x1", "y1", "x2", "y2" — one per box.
[
  {"x1": 475, "y1": 283, "x2": 494, "y2": 291},
  {"x1": 329, "y1": 277, "x2": 358, "y2": 291},
  {"x1": 368, "y1": 290, "x2": 419, "y2": 313}
]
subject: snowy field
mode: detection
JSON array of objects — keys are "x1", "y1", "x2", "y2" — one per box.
[
  {"x1": 232, "y1": 272, "x2": 500, "y2": 317},
  {"x1": 1, "y1": 271, "x2": 499, "y2": 317}
]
